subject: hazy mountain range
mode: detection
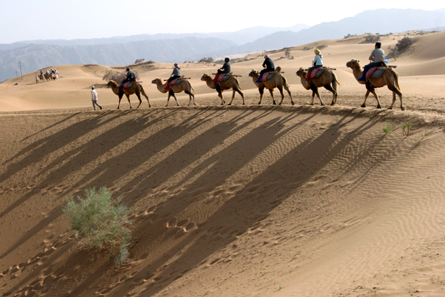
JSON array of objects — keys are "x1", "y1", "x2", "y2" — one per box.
[{"x1": 1, "y1": 8, "x2": 444, "y2": 82}]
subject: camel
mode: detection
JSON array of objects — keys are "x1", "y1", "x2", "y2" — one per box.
[
  {"x1": 295, "y1": 67, "x2": 340, "y2": 106},
  {"x1": 248, "y1": 67, "x2": 293, "y2": 105},
  {"x1": 38, "y1": 74, "x2": 45, "y2": 82},
  {"x1": 346, "y1": 59, "x2": 404, "y2": 111},
  {"x1": 44, "y1": 73, "x2": 51, "y2": 81},
  {"x1": 151, "y1": 78, "x2": 196, "y2": 107},
  {"x1": 107, "y1": 80, "x2": 151, "y2": 109},
  {"x1": 200, "y1": 73, "x2": 244, "y2": 105}
]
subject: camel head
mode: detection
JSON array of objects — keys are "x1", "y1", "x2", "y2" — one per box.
[
  {"x1": 346, "y1": 59, "x2": 360, "y2": 69},
  {"x1": 151, "y1": 78, "x2": 162, "y2": 85},
  {"x1": 200, "y1": 73, "x2": 211, "y2": 81},
  {"x1": 107, "y1": 80, "x2": 118, "y2": 88},
  {"x1": 296, "y1": 68, "x2": 307, "y2": 78},
  {"x1": 248, "y1": 70, "x2": 259, "y2": 77}
]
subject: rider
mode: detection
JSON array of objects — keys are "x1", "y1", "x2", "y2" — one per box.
[
  {"x1": 164, "y1": 63, "x2": 181, "y2": 90},
  {"x1": 256, "y1": 55, "x2": 275, "y2": 82},
  {"x1": 119, "y1": 67, "x2": 136, "y2": 89},
  {"x1": 213, "y1": 57, "x2": 231, "y2": 82},
  {"x1": 358, "y1": 42, "x2": 385, "y2": 81},
  {"x1": 306, "y1": 48, "x2": 323, "y2": 81}
]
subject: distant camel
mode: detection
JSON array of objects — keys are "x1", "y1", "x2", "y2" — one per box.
[
  {"x1": 296, "y1": 67, "x2": 340, "y2": 106},
  {"x1": 44, "y1": 73, "x2": 51, "y2": 81},
  {"x1": 248, "y1": 67, "x2": 293, "y2": 105},
  {"x1": 107, "y1": 80, "x2": 150, "y2": 109},
  {"x1": 151, "y1": 78, "x2": 196, "y2": 107},
  {"x1": 51, "y1": 73, "x2": 58, "y2": 80},
  {"x1": 346, "y1": 59, "x2": 404, "y2": 110},
  {"x1": 38, "y1": 74, "x2": 45, "y2": 82},
  {"x1": 201, "y1": 73, "x2": 244, "y2": 105}
]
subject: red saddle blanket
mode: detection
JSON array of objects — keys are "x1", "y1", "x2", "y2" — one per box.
[
  {"x1": 217, "y1": 74, "x2": 230, "y2": 82},
  {"x1": 365, "y1": 67, "x2": 379, "y2": 78},
  {"x1": 122, "y1": 82, "x2": 134, "y2": 89},
  {"x1": 260, "y1": 72, "x2": 276, "y2": 82},
  {"x1": 170, "y1": 78, "x2": 182, "y2": 85},
  {"x1": 309, "y1": 68, "x2": 323, "y2": 79}
]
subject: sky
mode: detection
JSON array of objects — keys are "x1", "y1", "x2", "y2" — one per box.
[{"x1": 1, "y1": 0, "x2": 444, "y2": 44}]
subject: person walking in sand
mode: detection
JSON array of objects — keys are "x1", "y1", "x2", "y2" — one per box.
[{"x1": 91, "y1": 86, "x2": 102, "y2": 110}]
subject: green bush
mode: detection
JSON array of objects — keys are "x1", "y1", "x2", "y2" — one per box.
[
  {"x1": 63, "y1": 187, "x2": 133, "y2": 267},
  {"x1": 102, "y1": 70, "x2": 140, "y2": 83},
  {"x1": 395, "y1": 36, "x2": 413, "y2": 52}
]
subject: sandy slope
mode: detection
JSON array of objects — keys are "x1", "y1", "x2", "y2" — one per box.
[{"x1": 1, "y1": 31, "x2": 445, "y2": 297}]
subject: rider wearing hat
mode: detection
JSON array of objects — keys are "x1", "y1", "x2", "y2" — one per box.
[
  {"x1": 256, "y1": 55, "x2": 275, "y2": 82},
  {"x1": 119, "y1": 67, "x2": 136, "y2": 89},
  {"x1": 165, "y1": 63, "x2": 181, "y2": 90}
]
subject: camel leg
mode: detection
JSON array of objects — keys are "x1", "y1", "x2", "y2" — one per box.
[
  {"x1": 228, "y1": 89, "x2": 236, "y2": 105},
  {"x1": 284, "y1": 85, "x2": 294, "y2": 105},
  {"x1": 323, "y1": 84, "x2": 337, "y2": 106},
  {"x1": 117, "y1": 92, "x2": 124, "y2": 109},
  {"x1": 185, "y1": 90, "x2": 197, "y2": 106},
  {"x1": 258, "y1": 87, "x2": 265, "y2": 105},
  {"x1": 310, "y1": 85, "x2": 324, "y2": 106},
  {"x1": 277, "y1": 86, "x2": 285, "y2": 105},
  {"x1": 387, "y1": 87, "x2": 404, "y2": 111},
  {"x1": 268, "y1": 89, "x2": 276, "y2": 105},
  {"x1": 365, "y1": 83, "x2": 381, "y2": 109},
  {"x1": 135, "y1": 92, "x2": 142, "y2": 109},
  {"x1": 126, "y1": 94, "x2": 132, "y2": 109}
]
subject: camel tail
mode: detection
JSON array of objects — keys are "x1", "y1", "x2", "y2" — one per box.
[
  {"x1": 139, "y1": 84, "x2": 149, "y2": 99},
  {"x1": 391, "y1": 69, "x2": 402, "y2": 91},
  {"x1": 282, "y1": 76, "x2": 289, "y2": 88},
  {"x1": 332, "y1": 72, "x2": 341, "y2": 87}
]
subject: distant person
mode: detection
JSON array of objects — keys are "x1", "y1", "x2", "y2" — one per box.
[
  {"x1": 306, "y1": 48, "x2": 323, "y2": 81},
  {"x1": 165, "y1": 63, "x2": 181, "y2": 90},
  {"x1": 119, "y1": 67, "x2": 136, "y2": 89},
  {"x1": 91, "y1": 86, "x2": 102, "y2": 110},
  {"x1": 358, "y1": 42, "x2": 385, "y2": 81},
  {"x1": 213, "y1": 57, "x2": 231, "y2": 82},
  {"x1": 256, "y1": 55, "x2": 275, "y2": 82}
]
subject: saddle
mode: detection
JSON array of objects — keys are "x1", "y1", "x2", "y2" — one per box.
[
  {"x1": 260, "y1": 72, "x2": 276, "y2": 82},
  {"x1": 122, "y1": 81, "x2": 134, "y2": 89},
  {"x1": 308, "y1": 68, "x2": 324, "y2": 79},
  {"x1": 217, "y1": 74, "x2": 231, "y2": 82},
  {"x1": 366, "y1": 67, "x2": 387, "y2": 79},
  {"x1": 170, "y1": 77, "x2": 182, "y2": 85}
]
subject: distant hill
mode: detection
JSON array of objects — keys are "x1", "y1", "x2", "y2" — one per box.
[
  {"x1": 1, "y1": 8, "x2": 444, "y2": 82},
  {"x1": 210, "y1": 8, "x2": 445, "y2": 55}
]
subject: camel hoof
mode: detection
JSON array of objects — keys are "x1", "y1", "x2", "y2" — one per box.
[
  {"x1": 377, "y1": 105, "x2": 382, "y2": 109},
  {"x1": 228, "y1": 103, "x2": 232, "y2": 106},
  {"x1": 361, "y1": 104, "x2": 366, "y2": 108},
  {"x1": 291, "y1": 102, "x2": 295, "y2": 106},
  {"x1": 273, "y1": 101, "x2": 276, "y2": 105},
  {"x1": 387, "y1": 107, "x2": 393, "y2": 110},
  {"x1": 401, "y1": 106, "x2": 406, "y2": 111},
  {"x1": 321, "y1": 104, "x2": 325, "y2": 106}
]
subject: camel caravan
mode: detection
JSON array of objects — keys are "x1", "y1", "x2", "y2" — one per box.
[
  {"x1": 105, "y1": 41, "x2": 404, "y2": 111},
  {"x1": 36, "y1": 68, "x2": 59, "y2": 83}
]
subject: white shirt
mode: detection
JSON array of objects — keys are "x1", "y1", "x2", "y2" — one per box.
[{"x1": 91, "y1": 89, "x2": 98, "y2": 101}]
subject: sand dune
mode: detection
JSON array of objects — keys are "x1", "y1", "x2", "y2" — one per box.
[{"x1": 1, "y1": 31, "x2": 445, "y2": 296}]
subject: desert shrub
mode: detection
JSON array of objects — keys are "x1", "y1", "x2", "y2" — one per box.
[
  {"x1": 317, "y1": 44, "x2": 327, "y2": 50},
  {"x1": 198, "y1": 57, "x2": 214, "y2": 63},
  {"x1": 395, "y1": 36, "x2": 414, "y2": 52},
  {"x1": 364, "y1": 34, "x2": 380, "y2": 43},
  {"x1": 344, "y1": 33, "x2": 356, "y2": 38},
  {"x1": 63, "y1": 187, "x2": 133, "y2": 267},
  {"x1": 102, "y1": 70, "x2": 139, "y2": 83},
  {"x1": 302, "y1": 46, "x2": 313, "y2": 51}
]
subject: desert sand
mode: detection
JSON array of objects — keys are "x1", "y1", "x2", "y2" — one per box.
[{"x1": 1, "y1": 31, "x2": 445, "y2": 297}]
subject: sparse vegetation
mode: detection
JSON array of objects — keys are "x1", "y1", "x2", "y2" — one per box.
[
  {"x1": 198, "y1": 57, "x2": 214, "y2": 63},
  {"x1": 363, "y1": 33, "x2": 381, "y2": 43},
  {"x1": 395, "y1": 36, "x2": 414, "y2": 52},
  {"x1": 402, "y1": 123, "x2": 413, "y2": 136},
  {"x1": 383, "y1": 119, "x2": 392, "y2": 135},
  {"x1": 302, "y1": 46, "x2": 313, "y2": 51},
  {"x1": 344, "y1": 33, "x2": 356, "y2": 38},
  {"x1": 284, "y1": 48, "x2": 294, "y2": 59},
  {"x1": 62, "y1": 187, "x2": 133, "y2": 268}
]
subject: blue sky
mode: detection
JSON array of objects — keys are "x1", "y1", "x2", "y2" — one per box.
[{"x1": 1, "y1": 0, "x2": 444, "y2": 43}]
